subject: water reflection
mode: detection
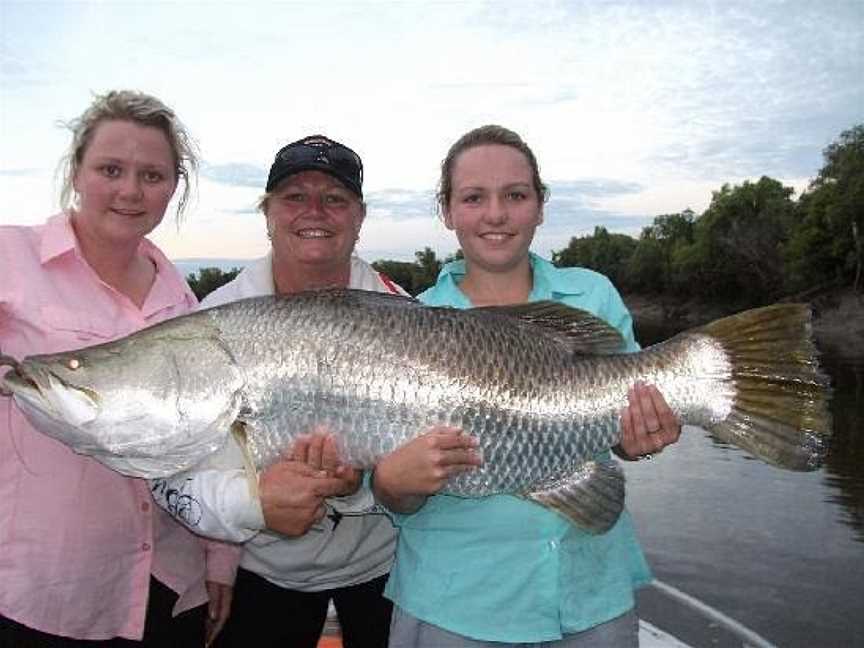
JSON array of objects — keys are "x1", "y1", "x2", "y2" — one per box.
[
  {"x1": 820, "y1": 357, "x2": 864, "y2": 542},
  {"x1": 635, "y1": 320, "x2": 864, "y2": 543},
  {"x1": 629, "y1": 320, "x2": 864, "y2": 646}
]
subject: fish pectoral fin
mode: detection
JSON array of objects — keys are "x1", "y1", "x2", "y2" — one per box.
[
  {"x1": 469, "y1": 302, "x2": 625, "y2": 354},
  {"x1": 231, "y1": 421, "x2": 260, "y2": 500},
  {"x1": 520, "y1": 460, "x2": 625, "y2": 534}
]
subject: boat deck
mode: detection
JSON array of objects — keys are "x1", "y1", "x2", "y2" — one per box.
[
  {"x1": 316, "y1": 622, "x2": 689, "y2": 648},
  {"x1": 315, "y1": 579, "x2": 778, "y2": 648}
]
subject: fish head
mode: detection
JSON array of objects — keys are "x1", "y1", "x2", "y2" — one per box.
[{"x1": 1, "y1": 315, "x2": 244, "y2": 478}]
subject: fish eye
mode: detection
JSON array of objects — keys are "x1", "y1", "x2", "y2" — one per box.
[{"x1": 68, "y1": 358, "x2": 81, "y2": 370}]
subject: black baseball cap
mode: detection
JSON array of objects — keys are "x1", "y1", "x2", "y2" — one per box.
[{"x1": 265, "y1": 135, "x2": 363, "y2": 198}]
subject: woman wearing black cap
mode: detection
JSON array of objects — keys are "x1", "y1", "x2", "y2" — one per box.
[{"x1": 151, "y1": 135, "x2": 441, "y2": 647}]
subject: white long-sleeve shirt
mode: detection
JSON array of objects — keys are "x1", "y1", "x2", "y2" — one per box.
[{"x1": 151, "y1": 253, "x2": 404, "y2": 591}]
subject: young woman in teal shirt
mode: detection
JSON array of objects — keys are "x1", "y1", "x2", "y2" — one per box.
[{"x1": 373, "y1": 125, "x2": 681, "y2": 647}]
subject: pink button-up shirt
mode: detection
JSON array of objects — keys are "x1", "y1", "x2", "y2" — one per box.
[{"x1": 0, "y1": 213, "x2": 241, "y2": 640}]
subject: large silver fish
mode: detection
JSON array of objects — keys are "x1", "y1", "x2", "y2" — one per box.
[{"x1": 0, "y1": 290, "x2": 832, "y2": 533}]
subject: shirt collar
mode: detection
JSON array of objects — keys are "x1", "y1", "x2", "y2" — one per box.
[
  {"x1": 39, "y1": 211, "x2": 195, "y2": 314},
  {"x1": 436, "y1": 252, "x2": 585, "y2": 300},
  {"x1": 140, "y1": 239, "x2": 198, "y2": 314},
  {"x1": 437, "y1": 257, "x2": 467, "y2": 281},
  {"x1": 39, "y1": 212, "x2": 79, "y2": 264},
  {"x1": 528, "y1": 252, "x2": 585, "y2": 299}
]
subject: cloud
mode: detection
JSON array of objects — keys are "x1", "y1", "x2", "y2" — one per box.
[
  {"x1": 220, "y1": 206, "x2": 260, "y2": 216},
  {"x1": 2, "y1": 0, "x2": 860, "y2": 266},
  {"x1": 366, "y1": 188, "x2": 436, "y2": 222},
  {"x1": 542, "y1": 179, "x2": 650, "y2": 235},
  {"x1": 0, "y1": 168, "x2": 40, "y2": 176},
  {"x1": 0, "y1": 53, "x2": 44, "y2": 87},
  {"x1": 0, "y1": 21, "x2": 52, "y2": 88},
  {"x1": 550, "y1": 179, "x2": 643, "y2": 199},
  {"x1": 199, "y1": 162, "x2": 267, "y2": 188}
]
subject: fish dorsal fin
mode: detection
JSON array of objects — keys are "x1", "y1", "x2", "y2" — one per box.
[
  {"x1": 472, "y1": 302, "x2": 625, "y2": 354},
  {"x1": 520, "y1": 459, "x2": 625, "y2": 534}
]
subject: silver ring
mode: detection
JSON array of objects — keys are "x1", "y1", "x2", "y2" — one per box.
[{"x1": 638, "y1": 453, "x2": 653, "y2": 461}]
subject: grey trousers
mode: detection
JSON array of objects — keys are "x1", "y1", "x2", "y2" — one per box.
[{"x1": 389, "y1": 606, "x2": 640, "y2": 648}]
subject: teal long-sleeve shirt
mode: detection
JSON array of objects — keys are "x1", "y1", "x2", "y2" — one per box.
[{"x1": 384, "y1": 253, "x2": 652, "y2": 642}]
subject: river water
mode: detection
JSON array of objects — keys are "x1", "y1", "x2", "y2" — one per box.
[{"x1": 626, "y1": 349, "x2": 863, "y2": 647}]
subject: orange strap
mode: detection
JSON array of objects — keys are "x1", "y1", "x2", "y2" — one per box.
[{"x1": 377, "y1": 272, "x2": 402, "y2": 295}]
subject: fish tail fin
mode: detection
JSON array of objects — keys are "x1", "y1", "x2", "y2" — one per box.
[
  {"x1": 696, "y1": 303, "x2": 832, "y2": 471},
  {"x1": 521, "y1": 460, "x2": 625, "y2": 534}
]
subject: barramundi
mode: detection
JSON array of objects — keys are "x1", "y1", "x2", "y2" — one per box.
[{"x1": 0, "y1": 290, "x2": 832, "y2": 533}]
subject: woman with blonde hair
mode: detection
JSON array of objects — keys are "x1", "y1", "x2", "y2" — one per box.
[{"x1": 0, "y1": 90, "x2": 238, "y2": 646}]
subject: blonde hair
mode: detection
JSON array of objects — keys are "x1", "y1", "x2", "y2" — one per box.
[{"x1": 58, "y1": 90, "x2": 198, "y2": 221}]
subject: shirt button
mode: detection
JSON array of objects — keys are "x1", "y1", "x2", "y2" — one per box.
[
  {"x1": 549, "y1": 540, "x2": 558, "y2": 550},
  {"x1": 142, "y1": 542, "x2": 151, "y2": 552},
  {"x1": 141, "y1": 502, "x2": 150, "y2": 512}
]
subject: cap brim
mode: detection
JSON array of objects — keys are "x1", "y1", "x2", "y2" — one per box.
[{"x1": 266, "y1": 163, "x2": 362, "y2": 197}]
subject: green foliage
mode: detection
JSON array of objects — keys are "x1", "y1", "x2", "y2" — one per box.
[
  {"x1": 443, "y1": 249, "x2": 464, "y2": 264},
  {"x1": 677, "y1": 176, "x2": 797, "y2": 304},
  {"x1": 371, "y1": 260, "x2": 419, "y2": 295},
  {"x1": 552, "y1": 226, "x2": 636, "y2": 289},
  {"x1": 627, "y1": 209, "x2": 696, "y2": 294},
  {"x1": 625, "y1": 237, "x2": 665, "y2": 293},
  {"x1": 372, "y1": 247, "x2": 443, "y2": 296},
  {"x1": 186, "y1": 267, "x2": 241, "y2": 301},
  {"x1": 413, "y1": 247, "x2": 443, "y2": 293},
  {"x1": 786, "y1": 125, "x2": 864, "y2": 291},
  {"x1": 646, "y1": 209, "x2": 696, "y2": 245}
]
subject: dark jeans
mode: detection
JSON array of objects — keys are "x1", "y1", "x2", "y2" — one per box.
[
  {"x1": 213, "y1": 567, "x2": 392, "y2": 648},
  {"x1": 0, "y1": 577, "x2": 206, "y2": 647}
]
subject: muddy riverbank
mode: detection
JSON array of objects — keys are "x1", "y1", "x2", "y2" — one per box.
[{"x1": 625, "y1": 286, "x2": 864, "y2": 359}]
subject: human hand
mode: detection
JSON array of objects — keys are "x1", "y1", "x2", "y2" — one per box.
[
  {"x1": 374, "y1": 426, "x2": 481, "y2": 511},
  {"x1": 291, "y1": 432, "x2": 361, "y2": 496},
  {"x1": 204, "y1": 581, "x2": 233, "y2": 647},
  {"x1": 617, "y1": 382, "x2": 682, "y2": 460},
  {"x1": 258, "y1": 459, "x2": 347, "y2": 536}
]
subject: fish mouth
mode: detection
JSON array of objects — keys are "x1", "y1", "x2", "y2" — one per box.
[
  {"x1": 1, "y1": 361, "x2": 100, "y2": 426},
  {"x1": 0, "y1": 354, "x2": 32, "y2": 397},
  {"x1": 2, "y1": 370, "x2": 40, "y2": 397}
]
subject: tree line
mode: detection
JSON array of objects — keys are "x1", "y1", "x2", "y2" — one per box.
[
  {"x1": 188, "y1": 124, "x2": 862, "y2": 305},
  {"x1": 553, "y1": 124, "x2": 862, "y2": 307}
]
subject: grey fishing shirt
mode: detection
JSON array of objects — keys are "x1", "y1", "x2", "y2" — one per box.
[{"x1": 150, "y1": 252, "x2": 400, "y2": 591}]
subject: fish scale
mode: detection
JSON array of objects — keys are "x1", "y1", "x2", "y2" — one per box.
[
  {"x1": 216, "y1": 297, "x2": 637, "y2": 495},
  {"x1": 1, "y1": 289, "x2": 832, "y2": 534},
  {"x1": 206, "y1": 292, "x2": 619, "y2": 495}
]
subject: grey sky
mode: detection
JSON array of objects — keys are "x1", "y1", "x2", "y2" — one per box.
[{"x1": 1, "y1": 0, "x2": 861, "y2": 262}]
